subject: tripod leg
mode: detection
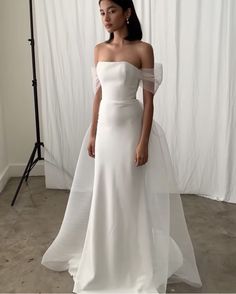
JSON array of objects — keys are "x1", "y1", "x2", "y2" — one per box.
[
  {"x1": 24, "y1": 142, "x2": 44, "y2": 182},
  {"x1": 11, "y1": 145, "x2": 37, "y2": 206},
  {"x1": 25, "y1": 150, "x2": 38, "y2": 183}
]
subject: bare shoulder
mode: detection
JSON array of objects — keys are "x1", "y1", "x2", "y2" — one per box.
[
  {"x1": 134, "y1": 41, "x2": 153, "y2": 53},
  {"x1": 136, "y1": 40, "x2": 152, "y2": 48},
  {"x1": 94, "y1": 42, "x2": 106, "y2": 54},
  {"x1": 94, "y1": 42, "x2": 107, "y2": 63},
  {"x1": 135, "y1": 41, "x2": 154, "y2": 67},
  {"x1": 95, "y1": 41, "x2": 107, "y2": 49}
]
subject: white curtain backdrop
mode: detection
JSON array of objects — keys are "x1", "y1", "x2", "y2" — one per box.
[{"x1": 34, "y1": 0, "x2": 236, "y2": 203}]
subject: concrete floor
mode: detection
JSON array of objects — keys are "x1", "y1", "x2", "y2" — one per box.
[{"x1": 0, "y1": 176, "x2": 236, "y2": 294}]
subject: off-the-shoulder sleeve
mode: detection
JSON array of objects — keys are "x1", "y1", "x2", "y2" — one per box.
[
  {"x1": 138, "y1": 62, "x2": 163, "y2": 95},
  {"x1": 91, "y1": 65, "x2": 101, "y2": 95}
]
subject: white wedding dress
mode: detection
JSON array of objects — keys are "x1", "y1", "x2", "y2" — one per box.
[{"x1": 41, "y1": 61, "x2": 202, "y2": 293}]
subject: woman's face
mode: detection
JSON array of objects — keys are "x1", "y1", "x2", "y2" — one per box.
[{"x1": 99, "y1": 0, "x2": 129, "y2": 32}]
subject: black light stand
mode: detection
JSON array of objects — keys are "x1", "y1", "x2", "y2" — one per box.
[{"x1": 11, "y1": 0, "x2": 44, "y2": 206}]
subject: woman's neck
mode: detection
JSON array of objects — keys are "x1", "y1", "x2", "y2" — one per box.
[{"x1": 112, "y1": 26, "x2": 128, "y2": 47}]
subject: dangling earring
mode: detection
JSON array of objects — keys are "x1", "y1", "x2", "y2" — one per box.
[{"x1": 126, "y1": 17, "x2": 129, "y2": 24}]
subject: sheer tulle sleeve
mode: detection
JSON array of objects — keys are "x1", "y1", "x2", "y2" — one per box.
[
  {"x1": 138, "y1": 62, "x2": 163, "y2": 95},
  {"x1": 91, "y1": 65, "x2": 101, "y2": 95}
]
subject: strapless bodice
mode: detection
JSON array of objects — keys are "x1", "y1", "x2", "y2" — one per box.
[{"x1": 96, "y1": 61, "x2": 141, "y2": 102}]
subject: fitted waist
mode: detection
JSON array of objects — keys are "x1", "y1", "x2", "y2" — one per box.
[
  {"x1": 100, "y1": 97, "x2": 139, "y2": 105},
  {"x1": 98, "y1": 97, "x2": 143, "y2": 127}
]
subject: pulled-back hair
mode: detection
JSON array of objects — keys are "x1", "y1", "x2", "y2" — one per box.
[{"x1": 98, "y1": 0, "x2": 142, "y2": 43}]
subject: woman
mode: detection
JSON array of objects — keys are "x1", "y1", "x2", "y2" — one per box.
[
  {"x1": 88, "y1": 0, "x2": 154, "y2": 167},
  {"x1": 41, "y1": 1, "x2": 203, "y2": 293}
]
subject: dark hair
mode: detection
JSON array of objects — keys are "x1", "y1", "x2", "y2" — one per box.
[{"x1": 99, "y1": 0, "x2": 142, "y2": 43}]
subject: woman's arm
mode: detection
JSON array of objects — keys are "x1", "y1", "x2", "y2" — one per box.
[
  {"x1": 134, "y1": 43, "x2": 154, "y2": 166},
  {"x1": 139, "y1": 43, "x2": 154, "y2": 145},
  {"x1": 89, "y1": 45, "x2": 102, "y2": 138},
  {"x1": 87, "y1": 45, "x2": 102, "y2": 158}
]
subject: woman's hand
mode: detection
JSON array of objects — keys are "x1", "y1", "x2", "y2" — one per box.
[
  {"x1": 134, "y1": 142, "x2": 149, "y2": 166},
  {"x1": 87, "y1": 136, "x2": 96, "y2": 158}
]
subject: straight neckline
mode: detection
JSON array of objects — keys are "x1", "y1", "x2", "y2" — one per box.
[{"x1": 97, "y1": 60, "x2": 141, "y2": 71}]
